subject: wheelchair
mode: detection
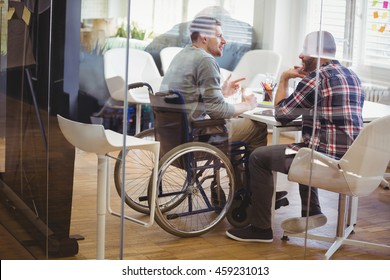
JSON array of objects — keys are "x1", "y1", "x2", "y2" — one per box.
[{"x1": 113, "y1": 83, "x2": 288, "y2": 237}]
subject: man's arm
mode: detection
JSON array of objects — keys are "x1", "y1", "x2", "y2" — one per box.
[
  {"x1": 221, "y1": 74, "x2": 246, "y2": 97},
  {"x1": 274, "y1": 66, "x2": 306, "y2": 106}
]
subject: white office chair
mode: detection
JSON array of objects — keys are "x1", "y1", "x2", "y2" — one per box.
[
  {"x1": 57, "y1": 114, "x2": 160, "y2": 259},
  {"x1": 285, "y1": 114, "x2": 390, "y2": 259},
  {"x1": 159, "y1": 46, "x2": 183, "y2": 75},
  {"x1": 103, "y1": 48, "x2": 163, "y2": 134},
  {"x1": 231, "y1": 50, "x2": 282, "y2": 88}
]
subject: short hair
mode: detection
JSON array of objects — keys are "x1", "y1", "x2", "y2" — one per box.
[
  {"x1": 303, "y1": 31, "x2": 336, "y2": 59},
  {"x1": 189, "y1": 16, "x2": 221, "y2": 42}
]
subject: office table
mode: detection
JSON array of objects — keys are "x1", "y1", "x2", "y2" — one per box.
[
  {"x1": 241, "y1": 100, "x2": 390, "y2": 226},
  {"x1": 241, "y1": 100, "x2": 390, "y2": 145}
]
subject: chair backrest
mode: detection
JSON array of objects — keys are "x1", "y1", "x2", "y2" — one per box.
[
  {"x1": 160, "y1": 47, "x2": 183, "y2": 75},
  {"x1": 103, "y1": 48, "x2": 162, "y2": 102},
  {"x1": 57, "y1": 114, "x2": 111, "y2": 155},
  {"x1": 231, "y1": 50, "x2": 282, "y2": 88},
  {"x1": 339, "y1": 114, "x2": 390, "y2": 196},
  {"x1": 149, "y1": 91, "x2": 189, "y2": 158}
]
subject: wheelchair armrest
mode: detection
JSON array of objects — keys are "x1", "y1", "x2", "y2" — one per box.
[
  {"x1": 191, "y1": 119, "x2": 228, "y2": 145},
  {"x1": 191, "y1": 119, "x2": 226, "y2": 129}
]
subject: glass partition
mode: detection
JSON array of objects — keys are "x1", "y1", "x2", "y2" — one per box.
[
  {"x1": 0, "y1": 0, "x2": 80, "y2": 259},
  {"x1": 1, "y1": 0, "x2": 388, "y2": 261}
]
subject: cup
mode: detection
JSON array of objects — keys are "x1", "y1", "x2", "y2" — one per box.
[
  {"x1": 264, "y1": 89, "x2": 273, "y2": 102},
  {"x1": 263, "y1": 73, "x2": 276, "y2": 102}
]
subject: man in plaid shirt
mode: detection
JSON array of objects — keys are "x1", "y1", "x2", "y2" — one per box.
[{"x1": 226, "y1": 31, "x2": 364, "y2": 243}]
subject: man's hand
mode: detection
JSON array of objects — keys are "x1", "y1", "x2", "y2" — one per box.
[
  {"x1": 232, "y1": 91, "x2": 257, "y2": 117},
  {"x1": 222, "y1": 74, "x2": 246, "y2": 97},
  {"x1": 242, "y1": 92, "x2": 257, "y2": 110},
  {"x1": 274, "y1": 66, "x2": 307, "y2": 106},
  {"x1": 281, "y1": 66, "x2": 307, "y2": 80}
]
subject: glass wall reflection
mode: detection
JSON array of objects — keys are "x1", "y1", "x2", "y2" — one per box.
[{"x1": 0, "y1": 0, "x2": 388, "y2": 260}]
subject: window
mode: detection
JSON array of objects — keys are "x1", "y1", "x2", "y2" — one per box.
[
  {"x1": 306, "y1": 0, "x2": 349, "y2": 62},
  {"x1": 80, "y1": 0, "x2": 254, "y2": 36},
  {"x1": 364, "y1": 0, "x2": 390, "y2": 68},
  {"x1": 142, "y1": 0, "x2": 254, "y2": 35},
  {"x1": 305, "y1": 0, "x2": 390, "y2": 84}
]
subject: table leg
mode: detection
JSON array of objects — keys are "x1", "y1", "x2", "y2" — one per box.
[
  {"x1": 271, "y1": 126, "x2": 281, "y2": 227},
  {"x1": 135, "y1": 104, "x2": 142, "y2": 135},
  {"x1": 272, "y1": 126, "x2": 281, "y2": 146}
]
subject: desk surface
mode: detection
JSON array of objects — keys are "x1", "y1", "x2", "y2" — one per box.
[{"x1": 241, "y1": 100, "x2": 390, "y2": 126}]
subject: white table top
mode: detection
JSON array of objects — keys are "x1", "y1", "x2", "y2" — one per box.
[{"x1": 241, "y1": 100, "x2": 390, "y2": 126}]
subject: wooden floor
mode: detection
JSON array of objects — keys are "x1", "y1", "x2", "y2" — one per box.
[
  {"x1": 1, "y1": 134, "x2": 390, "y2": 260},
  {"x1": 61, "y1": 134, "x2": 390, "y2": 260}
]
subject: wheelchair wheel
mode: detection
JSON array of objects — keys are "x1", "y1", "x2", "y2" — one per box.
[
  {"x1": 226, "y1": 188, "x2": 251, "y2": 228},
  {"x1": 114, "y1": 128, "x2": 155, "y2": 214},
  {"x1": 149, "y1": 142, "x2": 235, "y2": 237}
]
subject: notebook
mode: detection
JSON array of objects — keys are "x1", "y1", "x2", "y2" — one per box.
[{"x1": 257, "y1": 101, "x2": 274, "y2": 108}]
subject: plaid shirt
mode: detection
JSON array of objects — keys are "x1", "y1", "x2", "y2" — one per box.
[{"x1": 275, "y1": 60, "x2": 364, "y2": 159}]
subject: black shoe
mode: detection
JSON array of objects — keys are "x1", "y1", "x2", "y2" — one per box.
[
  {"x1": 226, "y1": 225, "x2": 273, "y2": 243},
  {"x1": 211, "y1": 182, "x2": 226, "y2": 212},
  {"x1": 275, "y1": 197, "x2": 289, "y2": 210},
  {"x1": 275, "y1": 191, "x2": 288, "y2": 200}
]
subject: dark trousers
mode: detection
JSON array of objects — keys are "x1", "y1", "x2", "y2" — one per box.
[{"x1": 248, "y1": 144, "x2": 322, "y2": 229}]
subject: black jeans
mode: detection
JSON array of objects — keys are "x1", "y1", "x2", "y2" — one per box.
[{"x1": 248, "y1": 144, "x2": 322, "y2": 229}]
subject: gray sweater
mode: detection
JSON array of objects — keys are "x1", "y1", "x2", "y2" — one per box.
[{"x1": 160, "y1": 46, "x2": 235, "y2": 122}]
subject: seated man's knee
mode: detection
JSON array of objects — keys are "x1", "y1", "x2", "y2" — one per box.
[{"x1": 249, "y1": 146, "x2": 271, "y2": 168}]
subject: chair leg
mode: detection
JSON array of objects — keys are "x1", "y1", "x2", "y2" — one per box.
[
  {"x1": 324, "y1": 237, "x2": 345, "y2": 260},
  {"x1": 96, "y1": 155, "x2": 108, "y2": 260},
  {"x1": 316, "y1": 194, "x2": 350, "y2": 259},
  {"x1": 135, "y1": 104, "x2": 142, "y2": 135},
  {"x1": 283, "y1": 193, "x2": 390, "y2": 259},
  {"x1": 282, "y1": 194, "x2": 354, "y2": 259},
  {"x1": 271, "y1": 171, "x2": 277, "y2": 228},
  {"x1": 105, "y1": 148, "x2": 158, "y2": 227}
]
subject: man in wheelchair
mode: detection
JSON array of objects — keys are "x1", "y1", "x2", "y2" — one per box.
[{"x1": 160, "y1": 16, "x2": 267, "y2": 153}]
